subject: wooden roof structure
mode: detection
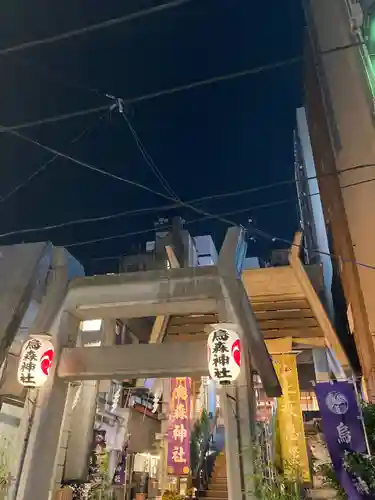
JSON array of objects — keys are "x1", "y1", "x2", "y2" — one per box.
[{"x1": 150, "y1": 233, "x2": 348, "y2": 382}]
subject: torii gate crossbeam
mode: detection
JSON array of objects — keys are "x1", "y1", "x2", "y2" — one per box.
[{"x1": 58, "y1": 341, "x2": 208, "y2": 380}]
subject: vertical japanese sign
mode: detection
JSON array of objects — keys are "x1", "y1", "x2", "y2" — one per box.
[
  {"x1": 167, "y1": 377, "x2": 191, "y2": 476},
  {"x1": 272, "y1": 354, "x2": 310, "y2": 482},
  {"x1": 112, "y1": 444, "x2": 128, "y2": 486},
  {"x1": 315, "y1": 381, "x2": 371, "y2": 499}
]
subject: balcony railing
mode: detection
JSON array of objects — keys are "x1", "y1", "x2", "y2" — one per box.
[{"x1": 344, "y1": 0, "x2": 375, "y2": 112}]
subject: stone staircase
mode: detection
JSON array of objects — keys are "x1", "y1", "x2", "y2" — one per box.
[{"x1": 203, "y1": 452, "x2": 228, "y2": 500}]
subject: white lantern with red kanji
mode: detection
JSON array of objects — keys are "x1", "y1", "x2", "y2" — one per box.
[
  {"x1": 207, "y1": 327, "x2": 241, "y2": 385},
  {"x1": 17, "y1": 336, "x2": 55, "y2": 388}
]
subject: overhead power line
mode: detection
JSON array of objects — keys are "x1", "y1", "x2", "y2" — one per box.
[
  {"x1": 0, "y1": 125, "x2": 239, "y2": 229},
  {"x1": 247, "y1": 224, "x2": 375, "y2": 272},
  {"x1": 0, "y1": 0, "x2": 195, "y2": 57},
  {"x1": 0, "y1": 162, "x2": 373, "y2": 239},
  {"x1": 80, "y1": 203, "x2": 375, "y2": 272},
  {"x1": 60, "y1": 200, "x2": 298, "y2": 248},
  {"x1": 0, "y1": 113, "x2": 107, "y2": 204},
  {"x1": 1, "y1": 121, "x2": 375, "y2": 272},
  {"x1": 2, "y1": 40, "x2": 366, "y2": 133},
  {"x1": 118, "y1": 103, "x2": 181, "y2": 200},
  {"x1": 1, "y1": 105, "x2": 110, "y2": 132},
  {"x1": 43, "y1": 166, "x2": 375, "y2": 254}
]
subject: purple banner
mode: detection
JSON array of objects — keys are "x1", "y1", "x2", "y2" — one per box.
[
  {"x1": 112, "y1": 445, "x2": 128, "y2": 486},
  {"x1": 167, "y1": 378, "x2": 191, "y2": 476},
  {"x1": 315, "y1": 381, "x2": 372, "y2": 499}
]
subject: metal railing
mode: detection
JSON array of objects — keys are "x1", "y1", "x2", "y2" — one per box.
[
  {"x1": 194, "y1": 409, "x2": 220, "y2": 494},
  {"x1": 344, "y1": 0, "x2": 375, "y2": 112}
]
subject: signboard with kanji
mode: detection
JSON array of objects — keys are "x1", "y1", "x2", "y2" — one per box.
[
  {"x1": 167, "y1": 377, "x2": 191, "y2": 476},
  {"x1": 207, "y1": 327, "x2": 241, "y2": 384},
  {"x1": 17, "y1": 336, "x2": 54, "y2": 388}
]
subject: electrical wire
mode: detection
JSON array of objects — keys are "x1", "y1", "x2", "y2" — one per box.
[
  {"x1": 1, "y1": 126, "x2": 374, "y2": 272},
  {"x1": 0, "y1": 113, "x2": 107, "y2": 204},
  {"x1": 0, "y1": 163, "x2": 374, "y2": 239},
  {"x1": 0, "y1": 0, "x2": 195, "y2": 57},
  {"x1": 1, "y1": 40, "x2": 367, "y2": 133},
  {"x1": 64, "y1": 199, "x2": 296, "y2": 248},
  {"x1": 0, "y1": 125, "x2": 239, "y2": 228},
  {"x1": 1, "y1": 105, "x2": 110, "y2": 132},
  {"x1": 82, "y1": 200, "x2": 375, "y2": 272},
  {"x1": 247, "y1": 224, "x2": 375, "y2": 271},
  {"x1": 119, "y1": 108, "x2": 181, "y2": 200}
]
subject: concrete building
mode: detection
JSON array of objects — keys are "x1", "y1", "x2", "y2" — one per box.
[
  {"x1": 303, "y1": 0, "x2": 375, "y2": 397},
  {"x1": 294, "y1": 106, "x2": 362, "y2": 375}
]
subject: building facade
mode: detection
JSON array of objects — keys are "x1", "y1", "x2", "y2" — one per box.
[
  {"x1": 294, "y1": 106, "x2": 362, "y2": 375},
  {"x1": 303, "y1": 0, "x2": 375, "y2": 397}
]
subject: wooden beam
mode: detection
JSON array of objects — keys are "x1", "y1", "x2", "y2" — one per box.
[
  {"x1": 289, "y1": 232, "x2": 349, "y2": 370},
  {"x1": 168, "y1": 314, "x2": 218, "y2": 326},
  {"x1": 251, "y1": 299, "x2": 310, "y2": 312},
  {"x1": 257, "y1": 317, "x2": 319, "y2": 330},
  {"x1": 167, "y1": 323, "x2": 210, "y2": 335},
  {"x1": 254, "y1": 309, "x2": 314, "y2": 320},
  {"x1": 242, "y1": 267, "x2": 305, "y2": 299},
  {"x1": 165, "y1": 333, "x2": 208, "y2": 343},
  {"x1": 293, "y1": 338, "x2": 326, "y2": 347},
  {"x1": 149, "y1": 315, "x2": 169, "y2": 343},
  {"x1": 262, "y1": 327, "x2": 323, "y2": 339}
]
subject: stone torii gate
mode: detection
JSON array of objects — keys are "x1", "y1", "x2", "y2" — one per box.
[{"x1": 15, "y1": 228, "x2": 281, "y2": 500}]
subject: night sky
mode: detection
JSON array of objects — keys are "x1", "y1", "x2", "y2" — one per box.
[{"x1": 0, "y1": 0, "x2": 304, "y2": 274}]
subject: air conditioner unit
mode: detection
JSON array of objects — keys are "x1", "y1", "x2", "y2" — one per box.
[{"x1": 350, "y1": 3, "x2": 364, "y2": 32}]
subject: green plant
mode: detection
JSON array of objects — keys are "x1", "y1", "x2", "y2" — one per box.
[
  {"x1": 88, "y1": 451, "x2": 113, "y2": 500},
  {"x1": 162, "y1": 489, "x2": 184, "y2": 500},
  {"x1": 190, "y1": 409, "x2": 210, "y2": 475},
  {"x1": 0, "y1": 434, "x2": 13, "y2": 494},
  {"x1": 252, "y1": 442, "x2": 304, "y2": 500},
  {"x1": 318, "y1": 402, "x2": 375, "y2": 498},
  {"x1": 255, "y1": 478, "x2": 304, "y2": 500},
  {"x1": 362, "y1": 403, "x2": 375, "y2": 453},
  {"x1": 316, "y1": 463, "x2": 347, "y2": 500}
]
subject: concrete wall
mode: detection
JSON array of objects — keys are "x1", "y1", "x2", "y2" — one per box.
[
  {"x1": 127, "y1": 410, "x2": 160, "y2": 453},
  {"x1": 306, "y1": 0, "x2": 375, "y2": 340},
  {"x1": 304, "y1": 0, "x2": 375, "y2": 388},
  {"x1": 194, "y1": 235, "x2": 218, "y2": 266}
]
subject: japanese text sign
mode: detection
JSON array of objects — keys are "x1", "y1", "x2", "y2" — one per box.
[
  {"x1": 112, "y1": 445, "x2": 128, "y2": 486},
  {"x1": 207, "y1": 327, "x2": 241, "y2": 384},
  {"x1": 17, "y1": 336, "x2": 54, "y2": 388},
  {"x1": 315, "y1": 381, "x2": 371, "y2": 499},
  {"x1": 273, "y1": 354, "x2": 310, "y2": 482},
  {"x1": 167, "y1": 377, "x2": 191, "y2": 476}
]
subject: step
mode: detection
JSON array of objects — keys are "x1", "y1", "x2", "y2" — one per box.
[
  {"x1": 205, "y1": 495, "x2": 228, "y2": 500},
  {"x1": 209, "y1": 483, "x2": 228, "y2": 490},
  {"x1": 211, "y1": 476, "x2": 227, "y2": 481},
  {"x1": 307, "y1": 488, "x2": 337, "y2": 499},
  {"x1": 204, "y1": 492, "x2": 228, "y2": 499}
]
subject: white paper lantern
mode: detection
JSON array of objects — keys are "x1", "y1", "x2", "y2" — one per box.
[
  {"x1": 207, "y1": 327, "x2": 241, "y2": 385},
  {"x1": 17, "y1": 336, "x2": 55, "y2": 388}
]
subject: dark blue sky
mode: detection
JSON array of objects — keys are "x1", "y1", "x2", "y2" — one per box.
[{"x1": 0, "y1": 0, "x2": 304, "y2": 273}]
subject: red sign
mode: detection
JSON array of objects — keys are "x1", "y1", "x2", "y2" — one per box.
[{"x1": 167, "y1": 378, "x2": 191, "y2": 476}]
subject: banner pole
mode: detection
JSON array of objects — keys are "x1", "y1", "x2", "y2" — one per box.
[{"x1": 351, "y1": 376, "x2": 371, "y2": 455}]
